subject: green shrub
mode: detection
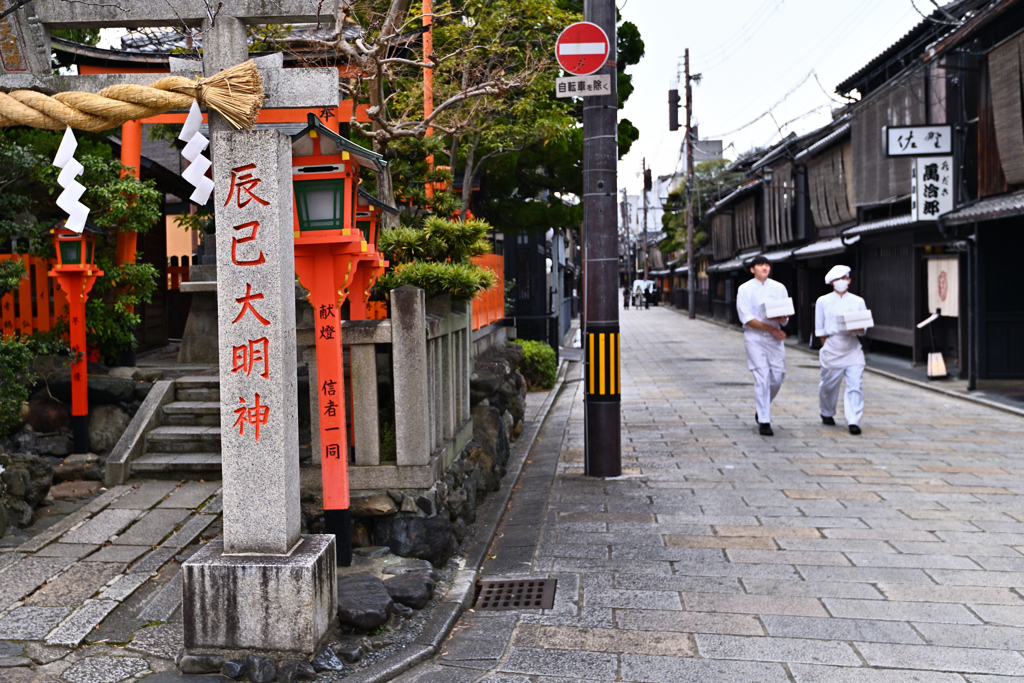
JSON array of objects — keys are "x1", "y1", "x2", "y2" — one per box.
[
  {"x1": 0, "y1": 336, "x2": 34, "y2": 437},
  {"x1": 375, "y1": 216, "x2": 497, "y2": 302},
  {"x1": 510, "y1": 339, "x2": 557, "y2": 391},
  {"x1": 375, "y1": 261, "x2": 496, "y2": 302}
]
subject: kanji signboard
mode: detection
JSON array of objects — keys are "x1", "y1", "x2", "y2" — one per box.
[
  {"x1": 886, "y1": 125, "x2": 952, "y2": 156},
  {"x1": 555, "y1": 74, "x2": 612, "y2": 98},
  {"x1": 911, "y1": 156, "x2": 954, "y2": 221},
  {"x1": 555, "y1": 21, "x2": 610, "y2": 76}
]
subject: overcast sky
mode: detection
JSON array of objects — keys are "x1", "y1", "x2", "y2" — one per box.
[{"x1": 616, "y1": 0, "x2": 932, "y2": 201}]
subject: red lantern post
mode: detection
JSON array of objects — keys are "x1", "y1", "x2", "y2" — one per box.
[
  {"x1": 49, "y1": 225, "x2": 104, "y2": 453},
  {"x1": 291, "y1": 115, "x2": 390, "y2": 565}
]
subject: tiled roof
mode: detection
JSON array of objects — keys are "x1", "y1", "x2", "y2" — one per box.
[
  {"x1": 792, "y1": 237, "x2": 847, "y2": 259},
  {"x1": 842, "y1": 213, "x2": 918, "y2": 237},
  {"x1": 941, "y1": 191, "x2": 1024, "y2": 226}
]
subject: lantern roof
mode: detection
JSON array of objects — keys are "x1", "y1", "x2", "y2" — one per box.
[
  {"x1": 358, "y1": 188, "x2": 399, "y2": 215},
  {"x1": 291, "y1": 114, "x2": 387, "y2": 174},
  {"x1": 52, "y1": 220, "x2": 107, "y2": 236}
]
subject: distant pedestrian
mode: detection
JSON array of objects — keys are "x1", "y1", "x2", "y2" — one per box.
[
  {"x1": 736, "y1": 256, "x2": 790, "y2": 436},
  {"x1": 623, "y1": 285, "x2": 630, "y2": 309},
  {"x1": 815, "y1": 265, "x2": 867, "y2": 435},
  {"x1": 644, "y1": 283, "x2": 651, "y2": 309}
]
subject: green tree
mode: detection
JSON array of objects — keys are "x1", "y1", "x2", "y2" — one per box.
[
  {"x1": 660, "y1": 158, "x2": 744, "y2": 254},
  {"x1": 468, "y1": 11, "x2": 644, "y2": 233},
  {"x1": 0, "y1": 128, "x2": 162, "y2": 362}
]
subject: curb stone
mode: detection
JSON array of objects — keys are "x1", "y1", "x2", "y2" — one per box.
[{"x1": 335, "y1": 359, "x2": 570, "y2": 682}]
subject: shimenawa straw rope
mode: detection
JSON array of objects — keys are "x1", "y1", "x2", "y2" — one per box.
[{"x1": 0, "y1": 60, "x2": 265, "y2": 132}]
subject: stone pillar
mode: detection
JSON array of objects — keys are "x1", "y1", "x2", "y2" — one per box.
[
  {"x1": 391, "y1": 286, "x2": 430, "y2": 466},
  {"x1": 462, "y1": 300, "x2": 474, "y2": 423},
  {"x1": 213, "y1": 129, "x2": 301, "y2": 555},
  {"x1": 350, "y1": 344, "x2": 380, "y2": 466},
  {"x1": 182, "y1": 129, "x2": 335, "y2": 656}
]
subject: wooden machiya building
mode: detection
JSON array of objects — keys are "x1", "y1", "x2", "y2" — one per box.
[
  {"x1": 833, "y1": 0, "x2": 1024, "y2": 384},
  {"x1": 694, "y1": 0, "x2": 1024, "y2": 386}
]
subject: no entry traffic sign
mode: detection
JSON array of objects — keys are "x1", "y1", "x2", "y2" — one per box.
[{"x1": 556, "y1": 22, "x2": 610, "y2": 76}]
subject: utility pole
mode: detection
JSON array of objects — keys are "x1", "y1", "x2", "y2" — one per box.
[
  {"x1": 582, "y1": 0, "x2": 621, "y2": 478},
  {"x1": 620, "y1": 188, "x2": 630, "y2": 292},
  {"x1": 642, "y1": 158, "x2": 650, "y2": 281},
  {"x1": 685, "y1": 48, "x2": 696, "y2": 319}
]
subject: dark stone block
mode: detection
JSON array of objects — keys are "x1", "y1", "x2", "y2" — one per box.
[
  {"x1": 331, "y1": 637, "x2": 364, "y2": 664},
  {"x1": 135, "y1": 382, "x2": 153, "y2": 400},
  {"x1": 391, "y1": 602, "x2": 414, "y2": 617},
  {"x1": 416, "y1": 495, "x2": 435, "y2": 517},
  {"x1": 179, "y1": 653, "x2": 225, "y2": 674},
  {"x1": 336, "y1": 575, "x2": 393, "y2": 631},
  {"x1": 277, "y1": 660, "x2": 316, "y2": 683},
  {"x1": 140, "y1": 673, "x2": 233, "y2": 683},
  {"x1": 381, "y1": 558, "x2": 434, "y2": 576},
  {"x1": 383, "y1": 572, "x2": 435, "y2": 610},
  {"x1": 49, "y1": 375, "x2": 135, "y2": 405},
  {"x1": 244, "y1": 655, "x2": 276, "y2": 683},
  {"x1": 472, "y1": 405, "x2": 510, "y2": 469},
  {"x1": 310, "y1": 647, "x2": 346, "y2": 673},
  {"x1": 24, "y1": 395, "x2": 70, "y2": 433},
  {"x1": 374, "y1": 515, "x2": 457, "y2": 567},
  {"x1": 0, "y1": 453, "x2": 53, "y2": 507},
  {"x1": 220, "y1": 659, "x2": 246, "y2": 679}
]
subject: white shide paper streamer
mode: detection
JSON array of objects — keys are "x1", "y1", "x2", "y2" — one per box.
[
  {"x1": 52, "y1": 126, "x2": 90, "y2": 233},
  {"x1": 178, "y1": 101, "x2": 215, "y2": 205}
]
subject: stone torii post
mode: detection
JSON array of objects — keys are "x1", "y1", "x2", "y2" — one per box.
[{"x1": 1, "y1": 0, "x2": 344, "y2": 656}]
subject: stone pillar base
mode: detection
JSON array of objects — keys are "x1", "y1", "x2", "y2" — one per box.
[{"x1": 182, "y1": 535, "x2": 336, "y2": 654}]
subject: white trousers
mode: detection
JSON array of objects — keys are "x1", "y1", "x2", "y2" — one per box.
[
  {"x1": 752, "y1": 366, "x2": 785, "y2": 425},
  {"x1": 819, "y1": 365, "x2": 864, "y2": 426}
]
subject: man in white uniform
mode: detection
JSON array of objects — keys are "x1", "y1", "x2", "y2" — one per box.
[
  {"x1": 736, "y1": 256, "x2": 790, "y2": 436},
  {"x1": 815, "y1": 265, "x2": 867, "y2": 435}
]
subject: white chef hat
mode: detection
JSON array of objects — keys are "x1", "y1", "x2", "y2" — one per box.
[{"x1": 825, "y1": 265, "x2": 851, "y2": 284}]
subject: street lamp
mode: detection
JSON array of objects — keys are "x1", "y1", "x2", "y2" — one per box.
[{"x1": 49, "y1": 223, "x2": 105, "y2": 454}]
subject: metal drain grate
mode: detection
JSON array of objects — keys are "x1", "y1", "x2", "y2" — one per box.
[{"x1": 475, "y1": 579, "x2": 557, "y2": 611}]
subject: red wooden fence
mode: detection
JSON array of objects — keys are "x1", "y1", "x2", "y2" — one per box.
[
  {"x1": 0, "y1": 255, "x2": 65, "y2": 339},
  {"x1": 470, "y1": 253, "x2": 504, "y2": 331}
]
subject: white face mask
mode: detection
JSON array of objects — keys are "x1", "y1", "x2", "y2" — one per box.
[{"x1": 833, "y1": 279, "x2": 850, "y2": 293}]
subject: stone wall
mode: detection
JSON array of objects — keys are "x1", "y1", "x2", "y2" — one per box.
[
  {"x1": 10, "y1": 358, "x2": 164, "y2": 459},
  {"x1": 305, "y1": 342, "x2": 527, "y2": 566},
  {"x1": 0, "y1": 452, "x2": 53, "y2": 532}
]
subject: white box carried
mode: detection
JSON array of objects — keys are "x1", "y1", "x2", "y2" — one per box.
[
  {"x1": 838, "y1": 310, "x2": 874, "y2": 331},
  {"x1": 760, "y1": 297, "x2": 795, "y2": 319}
]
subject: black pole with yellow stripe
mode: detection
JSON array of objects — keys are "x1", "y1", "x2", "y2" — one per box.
[
  {"x1": 582, "y1": 0, "x2": 622, "y2": 478},
  {"x1": 586, "y1": 326, "x2": 622, "y2": 400}
]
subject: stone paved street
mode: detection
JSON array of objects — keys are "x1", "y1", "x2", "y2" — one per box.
[
  {"x1": 397, "y1": 306, "x2": 1024, "y2": 682},
  {"x1": 0, "y1": 481, "x2": 222, "y2": 680}
]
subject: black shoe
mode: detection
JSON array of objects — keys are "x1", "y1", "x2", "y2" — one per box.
[
  {"x1": 759, "y1": 423, "x2": 774, "y2": 436},
  {"x1": 849, "y1": 425, "x2": 861, "y2": 435},
  {"x1": 821, "y1": 415, "x2": 835, "y2": 426},
  {"x1": 755, "y1": 412, "x2": 761, "y2": 426}
]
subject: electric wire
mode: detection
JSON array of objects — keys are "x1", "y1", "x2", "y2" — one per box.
[{"x1": 697, "y1": 0, "x2": 787, "y2": 72}]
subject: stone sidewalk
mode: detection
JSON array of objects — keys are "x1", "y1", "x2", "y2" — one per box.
[
  {"x1": 396, "y1": 306, "x2": 1024, "y2": 682},
  {"x1": 0, "y1": 480, "x2": 223, "y2": 681}
]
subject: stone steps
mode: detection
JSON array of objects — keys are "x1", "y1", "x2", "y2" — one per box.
[
  {"x1": 119, "y1": 376, "x2": 226, "y2": 480},
  {"x1": 146, "y1": 425, "x2": 221, "y2": 453},
  {"x1": 132, "y1": 452, "x2": 222, "y2": 475},
  {"x1": 162, "y1": 401, "x2": 221, "y2": 427},
  {"x1": 174, "y1": 376, "x2": 220, "y2": 403}
]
